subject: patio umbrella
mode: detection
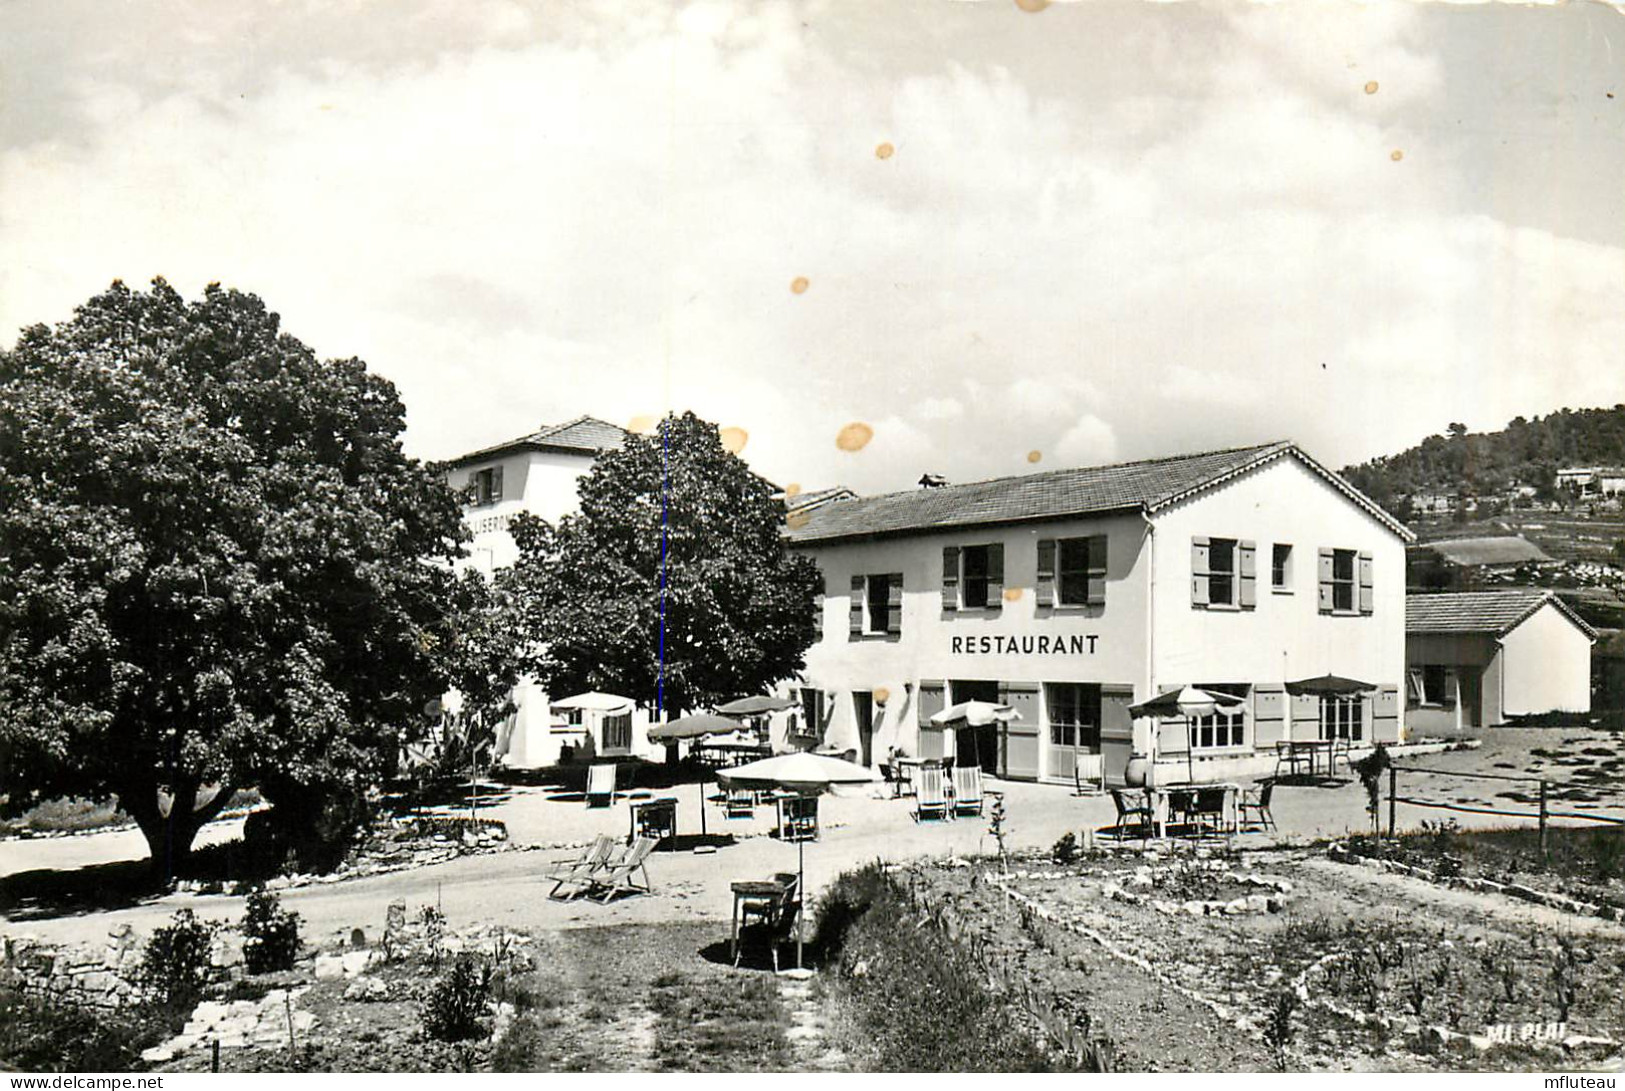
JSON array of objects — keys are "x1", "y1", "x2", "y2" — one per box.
[
  {"x1": 717, "y1": 753, "x2": 881, "y2": 970},
  {"x1": 929, "y1": 700, "x2": 1021, "y2": 727},
  {"x1": 646, "y1": 713, "x2": 749, "y2": 836},
  {"x1": 1284, "y1": 674, "x2": 1375, "y2": 697},
  {"x1": 1127, "y1": 686, "x2": 1246, "y2": 783},
  {"x1": 715, "y1": 695, "x2": 799, "y2": 715},
  {"x1": 551, "y1": 691, "x2": 635, "y2": 712}
]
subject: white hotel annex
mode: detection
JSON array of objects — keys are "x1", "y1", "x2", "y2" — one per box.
[{"x1": 784, "y1": 441, "x2": 1415, "y2": 787}]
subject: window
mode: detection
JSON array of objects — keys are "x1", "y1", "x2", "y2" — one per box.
[
  {"x1": 1188, "y1": 683, "x2": 1249, "y2": 750},
  {"x1": 603, "y1": 712, "x2": 632, "y2": 751},
  {"x1": 1272, "y1": 543, "x2": 1293, "y2": 591},
  {"x1": 561, "y1": 707, "x2": 584, "y2": 727},
  {"x1": 1191, "y1": 537, "x2": 1256, "y2": 610},
  {"x1": 1321, "y1": 695, "x2": 1363, "y2": 741},
  {"x1": 1318, "y1": 547, "x2": 1373, "y2": 615},
  {"x1": 850, "y1": 574, "x2": 902, "y2": 637},
  {"x1": 1406, "y1": 666, "x2": 1455, "y2": 709},
  {"x1": 1209, "y1": 538, "x2": 1237, "y2": 606},
  {"x1": 1046, "y1": 683, "x2": 1102, "y2": 752},
  {"x1": 942, "y1": 545, "x2": 1003, "y2": 611},
  {"x1": 468, "y1": 465, "x2": 503, "y2": 506},
  {"x1": 797, "y1": 688, "x2": 825, "y2": 738}
]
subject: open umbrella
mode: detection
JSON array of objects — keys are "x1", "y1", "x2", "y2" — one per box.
[
  {"x1": 1284, "y1": 674, "x2": 1374, "y2": 697},
  {"x1": 1128, "y1": 686, "x2": 1246, "y2": 783},
  {"x1": 551, "y1": 691, "x2": 635, "y2": 712},
  {"x1": 715, "y1": 695, "x2": 799, "y2": 716},
  {"x1": 717, "y1": 753, "x2": 880, "y2": 970},
  {"x1": 647, "y1": 713, "x2": 750, "y2": 837}
]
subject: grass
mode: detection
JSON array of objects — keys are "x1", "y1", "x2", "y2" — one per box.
[
  {"x1": 1348, "y1": 821, "x2": 1625, "y2": 888},
  {"x1": 645, "y1": 971, "x2": 792, "y2": 1071}
]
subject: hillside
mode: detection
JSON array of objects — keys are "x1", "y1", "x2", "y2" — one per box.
[{"x1": 1341, "y1": 406, "x2": 1625, "y2": 514}]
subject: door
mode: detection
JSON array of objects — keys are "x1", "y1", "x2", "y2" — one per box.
[
  {"x1": 852, "y1": 691, "x2": 874, "y2": 767},
  {"x1": 950, "y1": 680, "x2": 1000, "y2": 771}
]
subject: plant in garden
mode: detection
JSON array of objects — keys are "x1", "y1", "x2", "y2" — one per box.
[
  {"x1": 420, "y1": 905, "x2": 447, "y2": 966},
  {"x1": 1264, "y1": 988, "x2": 1299, "y2": 1071},
  {"x1": 0, "y1": 280, "x2": 469, "y2": 879},
  {"x1": 241, "y1": 890, "x2": 301, "y2": 974},
  {"x1": 1351, "y1": 744, "x2": 1392, "y2": 834},
  {"x1": 136, "y1": 909, "x2": 217, "y2": 1011},
  {"x1": 422, "y1": 954, "x2": 493, "y2": 1042},
  {"x1": 1051, "y1": 831, "x2": 1079, "y2": 865},
  {"x1": 1550, "y1": 937, "x2": 1580, "y2": 1022},
  {"x1": 988, "y1": 795, "x2": 1010, "y2": 872},
  {"x1": 504, "y1": 411, "x2": 821, "y2": 725}
]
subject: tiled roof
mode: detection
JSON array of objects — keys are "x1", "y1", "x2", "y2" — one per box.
[
  {"x1": 1406, "y1": 590, "x2": 1597, "y2": 639},
  {"x1": 785, "y1": 441, "x2": 1412, "y2": 544},
  {"x1": 1415, "y1": 536, "x2": 1552, "y2": 567},
  {"x1": 785, "y1": 486, "x2": 856, "y2": 514},
  {"x1": 446, "y1": 415, "x2": 627, "y2": 465}
]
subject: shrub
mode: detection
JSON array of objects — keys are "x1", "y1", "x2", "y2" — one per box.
[
  {"x1": 1264, "y1": 988, "x2": 1299, "y2": 1071},
  {"x1": 241, "y1": 890, "x2": 302, "y2": 974},
  {"x1": 423, "y1": 954, "x2": 493, "y2": 1042},
  {"x1": 0, "y1": 985, "x2": 163, "y2": 1072},
  {"x1": 1051, "y1": 832, "x2": 1079, "y2": 865},
  {"x1": 135, "y1": 909, "x2": 216, "y2": 1011}
]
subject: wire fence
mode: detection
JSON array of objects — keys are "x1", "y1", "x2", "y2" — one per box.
[{"x1": 1385, "y1": 763, "x2": 1625, "y2": 847}]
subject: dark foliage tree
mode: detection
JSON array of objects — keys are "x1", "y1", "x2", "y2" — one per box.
[
  {"x1": 0, "y1": 279, "x2": 467, "y2": 878},
  {"x1": 507, "y1": 411, "x2": 821, "y2": 720}
]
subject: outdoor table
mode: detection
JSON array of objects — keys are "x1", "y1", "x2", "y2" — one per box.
[
  {"x1": 1275, "y1": 739, "x2": 1333, "y2": 780},
  {"x1": 628, "y1": 796, "x2": 679, "y2": 849},
  {"x1": 1145, "y1": 783, "x2": 1240, "y2": 838},
  {"x1": 729, "y1": 875, "x2": 797, "y2": 963}
]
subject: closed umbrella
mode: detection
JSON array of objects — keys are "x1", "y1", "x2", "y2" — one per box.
[
  {"x1": 718, "y1": 753, "x2": 880, "y2": 970},
  {"x1": 1128, "y1": 686, "x2": 1246, "y2": 783}
]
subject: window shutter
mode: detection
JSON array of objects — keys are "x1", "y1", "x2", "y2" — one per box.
[
  {"x1": 1087, "y1": 535, "x2": 1108, "y2": 605},
  {"x1": 849, "y1": 575, "x2": 864, "y2": 637},
  {"x1": 886, "y1": 573, "x2": 903, "y2": 635},
  {"x1": 986, "y1": 543, "x2": 1004, "y2": 611},
  {"x1": 465, "y1": 471, "x2": 479, "y2": 502},
  {"x1": 1191, "y1": 536, "x2": 1210, "y2": 606},
  {"x1": 1317, "y1": 548, "x2": 1334, "y2": 614},
  {"x1": 1238, "y1": 539, "x2": 1257, "y2": 609},
  {"x1": 491, "y1": 465, "x2": 504, "y2": 502},
  {"x1": 1442, "y1": 668, "x2": 1457, "y2": 710},
  {"x1": 1358, "y1": 551, "x2": 1374, "y2": 614},
  {"x1": 941, "y1": 547, "x2": 960, "y2": 611},
  {"x1": 1035, "y1": 539, "x2": 1056, "y2": 607}
]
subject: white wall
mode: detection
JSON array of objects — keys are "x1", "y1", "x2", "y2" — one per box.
[
  {"x1": 1499, "y1": 604, "x2": 1593, "y2": 715},
  {"x1": 1149, "y1": 454, "x2": 1407, "y2": 701}
]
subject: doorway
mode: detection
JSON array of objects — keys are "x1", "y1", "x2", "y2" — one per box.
[
  {"x1": 852, "y1": 691, "x2": 875, "y2": 767},
  {"x1": 949, "y1": 679, "x2": 1000, "y2": 772}
]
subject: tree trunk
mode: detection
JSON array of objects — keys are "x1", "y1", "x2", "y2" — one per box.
[{"x1": 122, "y1": 778, "x2": 237, "y2": 883}]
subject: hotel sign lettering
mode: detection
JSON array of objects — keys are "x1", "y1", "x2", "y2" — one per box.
[{"x1": 950, "y1": 634, "x2": 1099, "y2": 655}]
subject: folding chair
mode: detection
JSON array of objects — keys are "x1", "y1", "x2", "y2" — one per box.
[
  {"x1": 545, "y1": 834, "x2": 617, "y2": 900},
  {"x1": 913, "y1": 765, "x2": 949, "y2": 822},
  {"x1": 724, "y1": 786, "x2": 756, "y2": 818},
  {"x1": 1072, "y1": 753, "x2": 1106, "y2": 796},
  {"x1": 951, "y1": 764, "x2": 985, "y2": 818},
  {"x1": 585, "y1": 763, "x2": 617, "y2": 808},
  {"x1": 589, "y1": 837, "x2": 657, "y2": 903},
  {"x1": 1109, "y1": 789, "x2": 1154, "y2": 842},
  {"x1": 1239, "y1": 779, "x2": 1277, "y2": 831}
]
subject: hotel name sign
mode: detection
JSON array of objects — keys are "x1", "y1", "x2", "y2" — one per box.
[{"x1": 950, "y1": 634, "x2": 1099, "y2": 655}]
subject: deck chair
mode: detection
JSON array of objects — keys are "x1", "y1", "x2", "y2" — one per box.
[
  {"x1": 1239, "y1": 779, "x2": 1277, "y2": 831},
  {"x1": 585, "y1": 763, "x2": 617, "y2": 808},
  {"x1": 913, "y1": 764, "x2": 949, "y2": 822},
  {"x1": 590, "y1": 836, "x2": 657, "y2": 903},
  {"x1": 951, "y1": 765, "x2": 985, "y2": 817},
  {"x1": 1109, "y1": 788, "x2": 1153, "y2": 842},
  {"x1": 545, "y1": 834, "x2": 617, "y2": 900},
  {"x1": 1072, "y1": 753, "x2": 1106, "y2": 796},
  {"x1": 724, "y1": 786, "x2": 756, "y2": 818}
]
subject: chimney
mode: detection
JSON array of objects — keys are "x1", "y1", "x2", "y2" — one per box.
[{"x1": 918, "y1": 473, "x2": 947, "y2": 489}]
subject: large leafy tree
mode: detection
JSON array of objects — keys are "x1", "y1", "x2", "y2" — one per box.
[
  {"x1": 0, "y1": 279, "x2": 467, "y2": 877},
  {"x1": 509, "y1": 411, "x2": 821, "y2": 719}
]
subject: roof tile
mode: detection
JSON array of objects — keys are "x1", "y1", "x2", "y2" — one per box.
[{"x1": 1406, "y1": 590, "x2": 1596, "y2": 638}]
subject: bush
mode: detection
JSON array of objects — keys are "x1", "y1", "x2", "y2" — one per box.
[
  {"x1": 136, "y1": 909, "x2": 216, "y2": 1011},
  {"x1": 1052, "y1": 832, "x2": 1079, "y2": 865},
  {"x1": 241, "y1": 890, "x2": 302, "y2": 974},
  {"x1": 0, "y1": 985, "x2": 164, "y2": 1072},
  {"x1": 422, "y1": 954, "x2": 493, "y2": 1042}
]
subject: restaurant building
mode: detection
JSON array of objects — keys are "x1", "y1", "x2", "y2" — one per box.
[{"x1": 784, "y1": 441, "x2": 1413, "y2": 785}]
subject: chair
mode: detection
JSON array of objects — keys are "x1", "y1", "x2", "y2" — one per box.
[
  {"x1": 1193, "y1": 788, "x2": 1230, "y2": 836},
  {"x1": 1273, "y1": 741, "x2": 1310, "y2": 782},
  {"x1": 585, "y1": 763, "x2": 617, "y2": 808},
  {"x1": 1166, "y1": 789, "x2": 1197, "y2": 835},
  {"x1": 545, "y1": 834, "x2": 617, "y2": 900},
  {"x1": 1239, "y1": 779, "x2": 1277, "y2": 831},
  {"x1": 732, "y1": 873, "x2": 800, "y2": 971},
  {"x1": 779, "y1": 794, "x2": 818, "y2": 842},
  {"x1": 724, "y1": 786, "x2": 756, "y2": 818},
  {"x1": 1109, "y1": 789, "x2": 1154, "y2": 841},
  {"x1": 1328, "y1": 735, "x2": 1354, "y2": 777},
  {"x1": 913, "y1": 765, "x2": 949, "y2": 822},
  {"x1": 589, "y1": 837, "x2": 657, "y2": 903},
  {"x1": 952, "y1": 765, "x2": 985, "y2": 817},
  {"x1": 1073, "y1": 754, "x2": 1106, "y2": 796}
]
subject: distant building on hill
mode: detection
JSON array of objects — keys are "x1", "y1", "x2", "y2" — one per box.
[
  {"x1": 1407, "y1": 535, "x2": 1555, "y2": 591},
  {"x1": 1556, "y1": 466, "x2": 1625, "y2": 498}
]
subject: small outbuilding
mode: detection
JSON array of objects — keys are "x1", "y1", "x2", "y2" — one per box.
[{"x1": 1406, "y1": 590, "x2": 1596, "y2": 731}]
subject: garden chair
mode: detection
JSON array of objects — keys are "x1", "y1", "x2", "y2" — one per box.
[
  {"x1": 913, "y1": 765, "x2": 949, "y2": 822},
  {"x1": 1193, "y1": 787, "x2": 1230, "y2": 837},
  {"x1": 585, "y1": 763, "x2": 617, "y2": 808},
  {"x1": 724, "y1": 786, "x2": 756, "y2": 818},
  {"x1": 778, "y1": 794, "x2": 818, "y2": 842},
  {"x1": 1108, "y1": 788, "x2": 1154, "y2": 842},
  {"x1": 1166, "y1": 789, "x2": 1197, "y2": 836},
  {"x1": 1238, "y1": 779, "x2": 1277, "y2": 831},
  {"x1": 545, "y1": 834, "x2": 617, "y2": 900},
  {"x1": 1072, "y1": 753, "x2": 1106, "y2": 796},
  {"x1": 733, "y1": 873, "x2": 800, "y2": 970},
  {"x1": 589, "y1": 836, "x2": 657, "y2": 903},
  {"x1": 951, "y1": 764, "x2": 986, "y2": 818}
]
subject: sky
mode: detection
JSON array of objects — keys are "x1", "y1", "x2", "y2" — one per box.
[{"x1": 2, "y1": 0, "x2": 1622, "y2": 496}]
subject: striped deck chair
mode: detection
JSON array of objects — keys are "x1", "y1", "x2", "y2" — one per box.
[
  {"x1": 951, "y1": 764, "x2": 985, "y2": 817},
  {"x1": 913, "y1": 765, "x2": 949, "y2": 823},
  {"x1": 590, "y1": 837, "x2": 657, "y2": 903},
  {"x1": 545, "y1": 834, "x2": 616, "y2": 900},
  {"x1": 585, "y1": 763, "x2": 616, "y2": 808}
]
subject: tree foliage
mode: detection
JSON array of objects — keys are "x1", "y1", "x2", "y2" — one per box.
[
  {"x1": 507, "y1": 411, "x2": 820, "y2": 718},
  {"x1": 0, "y1": 279, "x2": 467, "y2": 876}
]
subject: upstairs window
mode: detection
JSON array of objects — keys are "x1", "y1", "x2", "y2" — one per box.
[
  {"x1": 1318, "y1": 548, "x2": 1373, "y2": 615},
  {"x1": 467, "y1": 465, "x2": 504, "y2": 506},
  {"x1": 1038, "y1": 536, "x2": 1108, "y2": 607},
  {"x1": 849, "y1": 574, "x2": 903, "y2": 637},
  {"x1": 962, "y1": 545, "x2": 992, "y2": 608},
  {"x1": 941, "y1": 544, "x2": 1003, "y2": 611},
  {"x1": 1209, "y1": 538, "x2": 1237, "y2": 606},
  {"x1": 1272, "y1": 543, "x2": 1293, "y2": 591},
  {"x1": 1191, "y1": 537, "x2": 1256, "y2": 610}
]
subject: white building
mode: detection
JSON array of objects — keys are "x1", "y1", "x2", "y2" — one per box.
[
  {"x1": 1406, "y1": 590, "x2": 1596, "y2": 731},
  {"x1": 442, "y1": 415, "x2": 660, "y2": 767},
  {"x1": 785, "y1": 441, "x2": 1413, "y2": 786}
]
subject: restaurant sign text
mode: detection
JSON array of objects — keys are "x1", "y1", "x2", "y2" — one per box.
[{"x1": 950, "y1": 634, "x2": 1099, "y2": 655}]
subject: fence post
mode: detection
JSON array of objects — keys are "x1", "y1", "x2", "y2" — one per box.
[
  {"x1": 1539, "y1": 780, "x2": 1548, "y2": 855},
  {"x1": 1388, "y1": 766, "x2": 1397, "y2": 839}
]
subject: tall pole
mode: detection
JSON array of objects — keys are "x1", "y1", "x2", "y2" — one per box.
[
  {"x1": 796, "y1": 832, "x2": 806, "y2": 970},
  {"x1": 1539, "y1": 779, "x2": 1548, "y2": 855},
  {"x1": 1387, "y1": 766, "x2": 1397, "y2": 838}
]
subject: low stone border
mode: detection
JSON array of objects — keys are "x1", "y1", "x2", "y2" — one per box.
[{"x1": 1326, "y1": 843, "x2": 1625, "y2": 925}]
